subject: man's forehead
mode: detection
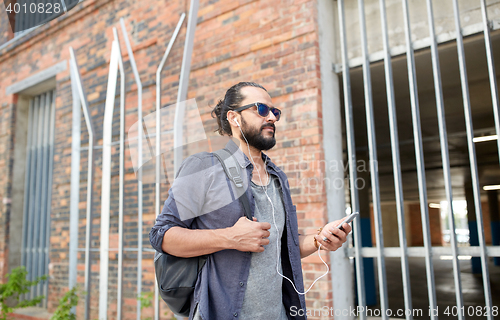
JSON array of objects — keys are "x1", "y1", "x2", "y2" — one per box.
[{"x1": 240, "y1": 86, "x2": 273, "y2": 105}]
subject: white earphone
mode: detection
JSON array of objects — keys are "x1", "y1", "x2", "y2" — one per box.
[{"x1": 236, "y1": 123, "x2": 329, "y2": 295}]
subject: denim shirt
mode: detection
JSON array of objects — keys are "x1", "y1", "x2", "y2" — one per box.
[{"x1": 149, "y1": 140, "x2": 307, "y2": 320}]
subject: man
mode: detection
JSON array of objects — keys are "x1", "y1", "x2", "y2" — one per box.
[{"x1": 149, "y1": 82, "x2": 352, "y2": 320}]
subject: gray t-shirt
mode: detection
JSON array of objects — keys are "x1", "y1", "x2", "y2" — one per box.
[
  {"x1": 239, "y1": 174, "x2": 288, "y2": 320},
  {"x1": 193, "y1": 174, "x2": 288, "y2": 320}
]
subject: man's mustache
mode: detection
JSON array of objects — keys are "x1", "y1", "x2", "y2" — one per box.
[{"x1": 261, "y1": 124, "x2": 276, "y2": 132}]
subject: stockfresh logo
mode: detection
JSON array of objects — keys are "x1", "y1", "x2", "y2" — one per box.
[{"x1": 2, "y1": 0, "x2": 81, "y2": 33}]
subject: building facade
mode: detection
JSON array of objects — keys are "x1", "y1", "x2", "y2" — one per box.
[{"x1": 1, "y1": 0, "x2": 500, "y2": 319}]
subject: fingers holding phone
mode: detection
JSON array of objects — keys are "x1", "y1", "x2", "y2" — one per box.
[{"x1": 316, "y1": 212, "x2": 357, "y2": 252}]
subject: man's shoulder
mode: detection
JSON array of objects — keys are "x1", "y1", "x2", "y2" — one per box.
[
  {"x1": 187, "y1": 151, "x2": 214, "y2": 162},
  {"x1": 176, "y1": 151, "x2": 218, "y2": 179}
]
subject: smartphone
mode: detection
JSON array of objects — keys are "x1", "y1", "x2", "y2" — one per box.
[
  {"x1": 322, "y1": 212, "x2": 359, "y2": 241},
  {"x1": 335, "y1": 211, "x2": 359, "y2": 229}
]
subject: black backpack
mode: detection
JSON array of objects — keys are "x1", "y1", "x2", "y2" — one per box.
[{"x1": 154, "y1": 148, "x2": 252, "y2": 317}]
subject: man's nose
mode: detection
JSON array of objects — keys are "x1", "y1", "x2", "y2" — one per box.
[{"x1": 266, "y1": 111, "x2": 277, "y2": 122}]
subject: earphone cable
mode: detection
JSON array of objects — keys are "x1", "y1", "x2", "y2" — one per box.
[{"x1": 238, "y1": 124, "x2": 329, "y2": 295}]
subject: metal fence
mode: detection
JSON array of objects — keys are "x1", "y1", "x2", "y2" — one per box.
[
  {"x1": 68, "y1": 0, "x2": 197, "y2": 317},
  {"x1": 339, "y1": 0, "x2": 500, "y2": 319}
]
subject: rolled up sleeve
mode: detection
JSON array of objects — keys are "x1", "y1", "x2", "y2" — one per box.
[{"x1": 149, "y1": 154, "x2": 212, "y2": 253}]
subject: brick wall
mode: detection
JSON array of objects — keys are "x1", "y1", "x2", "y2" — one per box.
[
  {"x1": 0, "y1": 0, "x2": 14, "y2": 45},
  {"x1": 0, "y1": 97, "x2": 16, "y2": 280},
  {"x1": 0, "y1": 0, "x2": 332, "y2": 318}
]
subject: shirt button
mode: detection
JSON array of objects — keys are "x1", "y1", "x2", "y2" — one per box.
[
  {"x1": 239, "y1": 282, "x2": 244, "y2": 287},
  {"x1": 233, "y1": 312, "x2": 238, "y2": 317}
]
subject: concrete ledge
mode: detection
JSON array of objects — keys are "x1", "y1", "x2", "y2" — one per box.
[
  {"x1": 6, "y1": 61, "x2": 66, "y2": 95},
  {"x1": 9, "y1": 307, "x2": 51, "y2": 320}
]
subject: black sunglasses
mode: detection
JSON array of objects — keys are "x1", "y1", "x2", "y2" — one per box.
[{"x1": 233, "y1": 102, "x2": 281, "y2": 121}]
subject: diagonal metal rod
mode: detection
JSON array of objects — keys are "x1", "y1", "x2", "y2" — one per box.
[
  {"x1": 120, "y1": 18, "x2": 144, "y2": 320},
  {"x1": 358, "y1": 0, "x2": 389, "y2": 317},
  {"x1": 174, "y1": 0, "x2": 200, "y2": 175},
  {"x1": 379, "y1": 0, "x2": 412, "y2": 318},
  {"x1": 155, "y1": 13, "x2": 185, "y2": 320},
  {"x1": 481, "y1": 0, "x2": 500, "y2": 168},
  {"x1": 475, "y1": 1, "x2": 494, "y2": 316},
  {"x1": 99, "y1": 39, "x2": 120, "y2": 320},
  {"x1": 451, "y1": 1, "x2": 474, "y2": 318},
  {"x1": 113, "y1": 27, "x2": 126, "y2": 320},
  {"x1": 421, "y1": 0, "x2": 446, "y2": 317},
  {"x1": 69, "y1": 46, "x2": 96, "y2": 320},
  {"x1": 69, "y1": 61, "x2": 81, "y2": 298},
  {"x1": 337, "y1": 1, "x2": 366, "y2": 318}
]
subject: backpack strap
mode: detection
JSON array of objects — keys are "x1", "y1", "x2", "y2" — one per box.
[{"x1": 213, "y1": 149, "x2": 253, "y2": 220}]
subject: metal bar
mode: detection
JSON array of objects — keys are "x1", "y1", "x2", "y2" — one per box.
[
  {"x1": 21, "y1": 99, "x2": 34, "y2": 270},
  {"x1": 22, "y1": 99, "x2": 35, "y2": 302},
  {"x1": 422, "y1": 1, "x2": 452, "y2": 317},
  {"x1": 379, "y1": 0, "x2": 412, "y2": 317},
  {"x1": 36, "y1": 91, "x2": 51, "y2": 303},
  {"x1": 334, "y1": 22, "x2": 488, "y2": 73},
  {"x1": 34, "y1": 0, "x2": 40, "y2": 29},
  {"x1": 79, "y1": 132, "x2": 174, "y2": 150},
  {"x1": 337, "y1": 0, "x2": 366, "y2": 318},
  {"x1": 25, "y1": 97, "x2": 40, "y2": 300},
  {"x1": 478, "y1": 0, "x2": 496, "y2": 313},
  {"x1": 451, "y1": 1, "x2": 474, "y2": 317},
  {"x1": 358, "y1": 0, "x2": 389, "y2": 317},
  {"x1": 23, "y1": 0, "x2": 29, "y2": 31},
  {"x1": 69, "y1": 58, "x2": 81, "y2": 291},
  {"x1": 349, "y1": 246, "x2": 500, "y2": 257},
  {"x1": 43, "y1": 90, "x2": 56, "y2": 308},
  {"x1": 69, "y1": 46, "x2": 96, "y2": 320},
  {"x1": 154, "y1": 13, "x2": 185, "y2": 320},
  {"x1": 112, "y1": 27, "x2": 125, "y2": 320},
  {"x1": 99, "y1": 39, "x2": 120, "y2": 320},
  {"x1": 120, "y1": 18, "x2": 143, "y2": 320},
  {"x1": 60, "y1": 0, "x2": 68, "y2": 12},
  {"x1": 174, "y1": 0, "x2": 199, "y2": 175},
  {"x1": 471, "y1": 1, "x2": 495, "y2": 316},
  {"x1": 481, "y1": 0, "x2": 500, "y2": 168},
  {"x1": 14, "y1": 1, "x2": 20, "y2": 34},
  {"x1": 30, "y1": 94, "x2": 45, "y2": 301}
]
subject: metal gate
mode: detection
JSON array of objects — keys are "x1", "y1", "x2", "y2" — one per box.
[
  {"x1": 338, "y1": 0, "x2": 500, "y2": 319},
  {"x1": 21, "y1": 89, "x2": 55, "y2": 307}
]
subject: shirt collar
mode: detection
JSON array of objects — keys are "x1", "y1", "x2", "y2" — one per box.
[{"x1": 224, "y1": 139, "x2": 278, "y2": 171}]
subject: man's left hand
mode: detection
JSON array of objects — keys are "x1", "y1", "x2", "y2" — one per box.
[{"x1": 314, "y1": 219, "x2": 352, "y2": 251}]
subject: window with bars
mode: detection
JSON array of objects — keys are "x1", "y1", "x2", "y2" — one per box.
[
  {"x1": 13, "y1": 0, "x2": 84, "y2": 38},
  {"x1": 20, "y1": 89, "x2": 55, "y2": 307}
]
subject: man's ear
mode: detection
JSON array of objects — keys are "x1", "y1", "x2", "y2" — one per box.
[{"x1": 227, "y1": 110, "x2": 238, "y2": 127}]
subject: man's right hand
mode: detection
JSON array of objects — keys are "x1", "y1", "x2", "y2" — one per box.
[
  {"x1": 227, "y1": 216, "x2": 271, "y2": 252},
  {"x1": 162, "y1": 216, "x2": 271, "y2": 257}
]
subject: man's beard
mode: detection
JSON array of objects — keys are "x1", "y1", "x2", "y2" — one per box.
[{"x1": 239, "y1": 116, "x2": 276, "y2": 151}]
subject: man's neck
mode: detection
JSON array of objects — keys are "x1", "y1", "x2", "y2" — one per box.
[{"x1": 238, "y1": 139, "x2": 266, "y2": 170}]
